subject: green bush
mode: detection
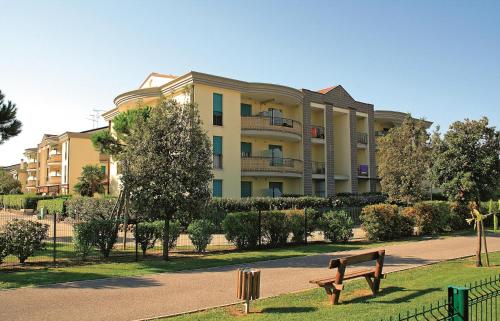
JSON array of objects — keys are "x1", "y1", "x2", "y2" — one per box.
[
  {"x1": 403, "y1": 201, "x2": 451, "y2": 235},
  {"x1": 187, "y1": 219, "x2": 215, "y2": 253},
  {"x1": 287, "y1": 209, "x2": 318, "y2": 243},
  {"x1": 65, "y1": 197, "x2": 117, "y2": 221},
  {"x1": 449, "y1": 202, "x2": 470, "y2": 231},
  {"x1": 0, "y1": 233, "x2": 7, "y2": 264},
  {"x1": 73, "y1": 222, "x2": 96, "y2": 260},
  {"x1": 75, "y1": 219, "x2": 119, "y2": 258},
  {"x1": 320, "y1": 210, "x2": 354, "y2": 243},
  {"x1": 37, "y1": 198, "x2": 67, "y2": 217},
  {"x1": 135, "y1": 221, "x2": 163, "y2": 256},
  {"x1": 261, "y1": 211, "x2": 290, "y2": 247},
  {"x1": 166, "y1": 220, "x2": 182, "y2": 250},
  {"x1": 1, "y1": 194, "x2": 53, "y2": 210},
  {"x1": 361, "y1": 204, "x2": 413, "y2": 241},
  {"x1": 223, "y1": 212, "x2": 260, "y2": 250},
  {"x1": 4, "y1": 219, "x2": 49, "y2": 263}
]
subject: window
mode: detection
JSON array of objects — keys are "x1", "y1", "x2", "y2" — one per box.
[
  {"x1": 241, "y1": 142, "x2": 252, "y2": 157},
  {"x1": 213, "y1": 136, "x2": 223, "y2": 169},
  {"x1": 269, "y1": 182, "x2": 283, "y2": 197},
  {"x1": 213, "y1": 179, "x2": 222, "y2": 197},
  {"x1": 213, "y1": 93, "x2": 223, "y2": 126},
  {"x1": 240, "y1": 103, "x2": 252, "y2": 117},
  {"x1": 268, "y1": 145, "x2": 283, "y2": 166},
  {"x1": 241, "y1": 181, "x2": 252, "y2": 198},
  {"x1": 101, "y1": 165, "x2": 106, "y2": 174}
]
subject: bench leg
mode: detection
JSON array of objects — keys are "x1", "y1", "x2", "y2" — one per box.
[
  {"x1": 373, "y1": 277, "x2": 381, "y2": 293},
  {"x1": 323, "y1": 286, "x2": 341, "y2": 305},
  {"x1": 364, "y1": 276, "x2": 375, "y2": 295}
]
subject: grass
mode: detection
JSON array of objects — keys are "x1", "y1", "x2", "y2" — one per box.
[
  {"x1": 164, "y1": 251, "x2": 500, "y2": 321},
  {"x1": 0, "y1": 233, "x2": 460, "y2": 290}
]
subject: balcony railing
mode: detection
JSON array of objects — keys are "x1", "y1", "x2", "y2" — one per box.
[
  {"x1": 375, "y1": 130, "x2": 389, "y2": 137},
  {"x1": 312, "y1": 161, "x2": 326, "y2": 175},
  {"x1": 48, "y1": 176, "x2": 61, "y2": 184},
  {"x1": 27, "y1": 162, "x2": 37, "y2": 170},
  {"x1": 359, "y1": 164, "x2": 369, "y2": 176},
  {"x1": 213, "y1": 154, "x2": 223, "y2": 169},
  {"x1": 311, "y1": 125, "x2": 325, "y2": 139},
  {"x1": 48, "y1": 153, "x2": 62, "y2": 163},
  {"x1": 241, "y1": 156, "x2": 303, "y2": 174},
  {"x1": 26, "y1": 181, "x2": 36, "y2": 187},
  {"x1": 241, "y1": 116, "x2": 302, "y2": 137},
  {"x1": 357, "y1": 132, "x2": 368, "y2": 145}
]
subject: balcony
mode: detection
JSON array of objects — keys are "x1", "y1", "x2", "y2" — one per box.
[
  {"x1": 48, "y1": 153, "x2": 62, "y2": 165},
  {"x1": 26, "y1": 180, "x2": 36, "y2": 187},
  {"x1": 375, "y1": 130, "x2": 388, "y2": 137},
  {"x1": 241, "y1": 116, "x2": 302, "y2": 141},
  {"x1": 48, "y1": 176, "x2": 61, "y2": 184},
  {"x1": 311, "y1": 125, "x2": 325, "y2": 143},
  {"x1": 312, "y1": 161, "x2": 326, "y2": 175},
  {"x1": 241, "y1": 156, "x2": 303, "y2": 177},
  {"x1": 27, "y1": 162, "x2": 37, "y2": 170},
  {"x1": 357, "y1": 132, "x2": 368, "y2": 145}
]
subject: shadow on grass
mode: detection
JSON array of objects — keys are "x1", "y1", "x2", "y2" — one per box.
[
  {"x1": 261, "y1": 307, "x2": 317, "y2": 314},
  {"x1": 343, "y1": 286, "x2": 441, "y2": 305}
]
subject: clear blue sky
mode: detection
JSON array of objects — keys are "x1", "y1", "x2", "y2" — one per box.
[{"x1": 1, "y1": 0, "x2": 499, "y2": 165}]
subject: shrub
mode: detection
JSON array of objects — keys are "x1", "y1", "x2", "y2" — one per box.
[
  {"x1": 73, "y1": 222, "x2": 96, "y2": 260},
  {"x1": 166, "y1": 220, "x2": 182, "y2": 250},
  {"x1": 320, "y1": 210, "x2": 354, "y2": 243},
  {"x1": 76, "y1": 219, "x2": 119, "y2": 258},
  {"x1": 361, "y1": 204, "x2": 413, "y2": 241},
  {"x1": 261, "y1": 211, "x2": 290, "y2": 247},
  {"x1": 2, "y1": 194, "x2": 53, "y2": 210},
  {"x1": 0, "y1": 233, "x2": 7, "y2": 264},
  {"x1": 37, "y1": 198, "x2": 67, "y2": 217},
  {"x1": 135, "y1": 221, "x2": 163, "y2": 256},
  {"x1": 403, "y1": 201, "x2": 451, "y2": 235},
  {"x1": 287, "y1": 209, "x2": 318, "y2": 243},
  {"x1": 223, "y1": 212, "x2": 260, "y2": 250},
  {"x1": 4, "y1": 219, "x2": 49, "y2": 263},
  {"x1": 187, "y1": 219, "x2": 214, "y2": 253},
  {"x1": 449, "y1": 202, "x2": 470, "y2": 231},
  {"x1": 65, "y1": 197, "x2": 117, "y2": 221}
]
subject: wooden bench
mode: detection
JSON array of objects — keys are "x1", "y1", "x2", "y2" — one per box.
[{"x1": 309, "y1": 249, "x2": 385, "y2": 305}]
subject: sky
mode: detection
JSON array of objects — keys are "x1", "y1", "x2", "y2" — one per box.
[{"x1": 1, "y1": 0, "x2": 499, "y2": 166}]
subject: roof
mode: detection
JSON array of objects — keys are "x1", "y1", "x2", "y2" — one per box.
[
  {"x1": 139, "y1": 72, "x2": 178, "y2": 89},
  {"x1": 317, "y1": 86, "x2": 339, "y2": 94},
  {"x1": 80, "y1": 126, "x2": 108, "y2": 134}
]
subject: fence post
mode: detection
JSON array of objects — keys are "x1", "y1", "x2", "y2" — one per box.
[
  {"x1": 448, "y1": 286, "x2": 468, "y2": 321},
  {"x1": 258, "y1": 210, "x2": 262, "y2": 248},
  {"x1": 304, "y1": 207, "x2": 308, "y2": 245},
  {"x1": 135, "y1": 222, "x2": 138, "y2": 262},
  {"x1": 53, "y1": 212, "x2": 57, "y2": 264}
]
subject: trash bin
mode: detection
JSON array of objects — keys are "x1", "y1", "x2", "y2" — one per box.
[{"x1": 236, "y1": 268, "x2": 261, "y2": 314}]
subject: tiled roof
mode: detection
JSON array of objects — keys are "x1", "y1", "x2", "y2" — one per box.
[{"x1": 317, "y1": 86, "x2": 338, "y2": 94}]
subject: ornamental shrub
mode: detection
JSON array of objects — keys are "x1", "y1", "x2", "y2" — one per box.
[
  {"x1": 135, "y1": 221, "x2": 163, "y2": 256},
  {"x1": 4, "y1": 219, "x2": 49, "y2": 263},
  {"x1": 187, "y1": 219, "x2": 214, "y2": 253},
  {"x1": 37, "y1": 198, "x2": 67, "y2": 217},
  {"x1": 320, "y1": 210, "x2": 354, "y2": 243},
  {"x1": 65, "y1": 197, "x2": 117, "y2": 221},
  {"x1": 223, "y1": 212, "x2": 260, "y2": 250},
  {"x1": 361, "y1": 204, "x2": 413, "y2": 241},
  {"x1": 85, "y1": 219, "x2": 119, "y2": 258},
  {"x1": 287, "y1": 209, "x2": 319, "y2": 243},
  {"x1": 261, "y1": 211, "x2": 290, "y2": 247},
  {"x1": 403, "y1": 201, "x2": 450, "y2": 235},
  {"x1": 0, "y1": 233, "x2": 7, "y2": 264},
  {"x1": 73, "y1": 222, "x2": 96, "y2": 260}
]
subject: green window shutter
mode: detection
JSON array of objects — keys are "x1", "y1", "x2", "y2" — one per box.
[
  {"x1": 101, "y1": 165, "x2": 106, "y2": 174},
  {"x1": 213, "y1": 179, "x2": 222, "y2": 197},
  {"x1": 241, "y1": 181, "x2": 252, "y2": 197},
  {"x1": 213, "y1": 93, "x2": 223, "y2": 113},
  {"x1": 240, "y1": 103, "x2": 252, "y2": 116},
  {"x1": 213, "y1": 136, "x2": 223, "y2": 155},
  {"x1": 241, "y1": 142, "x2": 252, "y2": 157}
]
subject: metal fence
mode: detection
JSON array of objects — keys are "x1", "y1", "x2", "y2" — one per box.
[
  {"x1": 0, "y1": 207, "x2": 363, "y2": 267},
  {"x1": 383, "y1": 275, "x2": 500, "y2": 321}
]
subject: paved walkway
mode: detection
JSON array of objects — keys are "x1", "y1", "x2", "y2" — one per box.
[{"x1": 1, "y1": 233, "x2": 499, "y2": 321}]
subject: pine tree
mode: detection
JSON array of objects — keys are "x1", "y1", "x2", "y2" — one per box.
[{"x1": 0, "y1": 90, "x2": 22, "y2": 144}]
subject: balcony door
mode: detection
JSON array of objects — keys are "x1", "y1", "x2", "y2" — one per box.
[
  {"x1": 269, "y1": 182, "x2": 283, "y2": 197},
  {"x1": 268, "y1": 108, "x2": 283, "y2": 126},
  {"x1": 268, "y1": 144, "x2": 283, "y2": 166}
]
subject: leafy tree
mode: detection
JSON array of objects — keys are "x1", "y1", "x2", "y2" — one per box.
[
  {"x1": 0, "y1": 170, "x2": 21, "y2": 194},
  {"x1": 0, "y1": 90, "x2": 22, "y2": 144},
  {"x1": 74, "y1": 165, "x2": 105, "y2": 197},
  {"x1": 377, "y1": 115, "x2": 431, "y2": 204},
  {"x1": 431, "y1": 117, "x2": 500, "y2": 203},
  {"x1": 122, "y1": 99, "x2": 213, "y2": 260}
]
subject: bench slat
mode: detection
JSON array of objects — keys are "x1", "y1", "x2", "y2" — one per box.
[{"x1": 309, "y1": 269, "x2": 374, "y2": 286}]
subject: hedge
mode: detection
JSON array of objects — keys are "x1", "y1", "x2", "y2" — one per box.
[
  {"x1": 65, "y1": 197, "x2": 118, "y2": 221},
  {"x1": 37, "y1": 198, "x2": 68, "y2": 216},
  {"x1": 0, "y1": 194, "x2": 54, "y2": 210}
]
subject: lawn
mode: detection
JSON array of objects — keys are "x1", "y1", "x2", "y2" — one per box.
[
  {"x1": 0, "y1": 234, "x2": 454, "y2": 290},
  {"x1": 164, "y1": 251, "x2": 500, "y2": 321}
]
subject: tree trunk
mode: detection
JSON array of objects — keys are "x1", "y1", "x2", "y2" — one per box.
[
  {"x1": 476, "y1": 221, "x2": 483, "y2": 267},
  {"x1": 163, "y1": 216, "x2": 170, "y2": 261}
]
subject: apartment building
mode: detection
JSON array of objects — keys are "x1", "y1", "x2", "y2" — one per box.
[
  {"x1": 103, "y1": 71, "x2": 429, "y2": 198},
  {"x1": 1, "y1": 163, "x2": 27, "y2": 192},
  {"x1": 26, "y1": 127, "x2": 109, "y2": 195}
]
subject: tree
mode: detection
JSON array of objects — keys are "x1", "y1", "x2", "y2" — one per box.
[
  {"x1": 0, "y1": 90, "x2": 22, "y2": 144},
  {"x1": 74, "y1": 165, "x2": 105, "y2": 196},
  {"x1": 431, "y1": 117, "x2": 500, "y2": 267},
  {"x1": 377, "y1": 115, "x2": 431, "y2": 204},
  {"x1": 0, "y1": 170, "x2": 21, "y2": 194},
  {"x1": 431, "y1": 117, "x2": 500, "y2": 203},
  {"x1": 122, "y1": 99, "x2": 213, "y2": 260}
]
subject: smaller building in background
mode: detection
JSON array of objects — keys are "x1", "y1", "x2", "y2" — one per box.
[
  {"x1": 1, "y1": 163, "x2": 27, "y2": 192},
  {"x1": 25, "y1": 127, "x2": 109, "y2": 195}
]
